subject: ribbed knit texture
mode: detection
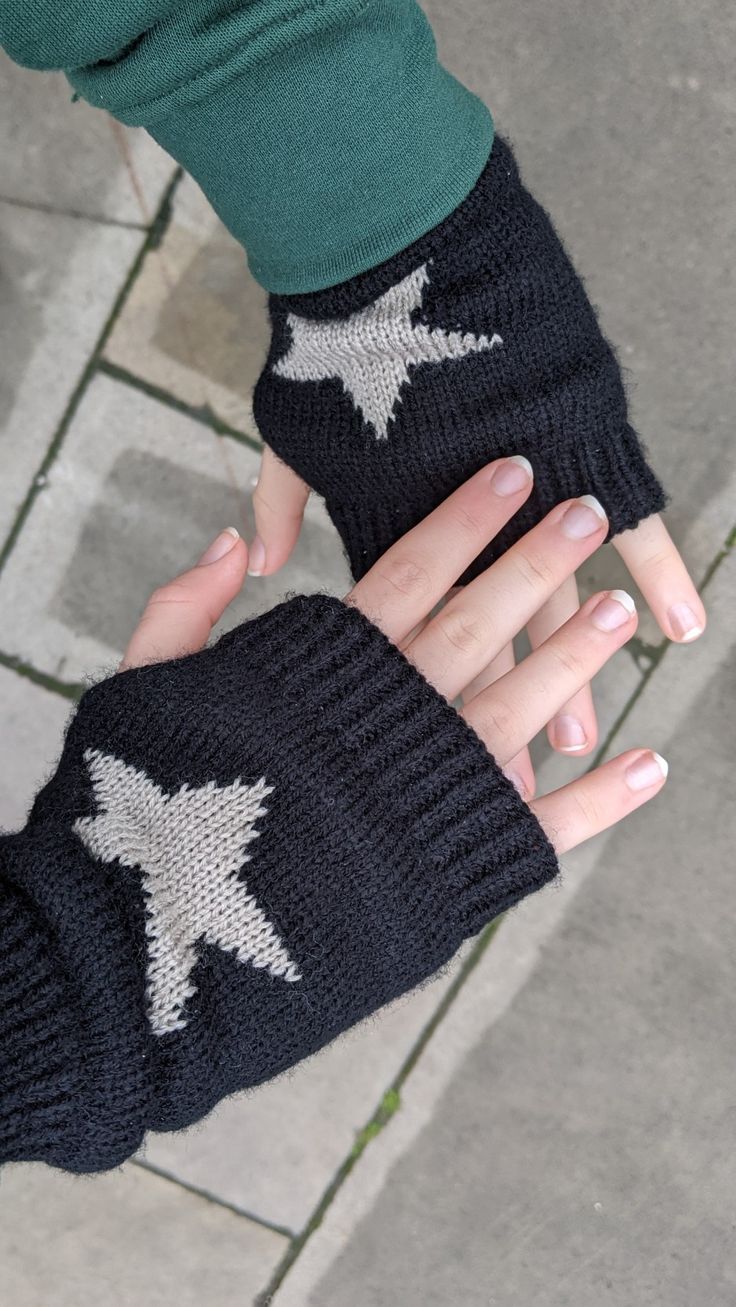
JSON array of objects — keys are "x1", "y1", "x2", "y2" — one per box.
[
  {"x1": 0, "y1": 0, "x2": 493, "y2": 292},
  {"x1": 254, "y1": 135, "x2": 666, "y2": 581},
  {"x1": 0, "y1": 596, "x2": 556, "y2": 1173}
]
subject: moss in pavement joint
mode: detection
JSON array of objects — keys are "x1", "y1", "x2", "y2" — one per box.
[
  {"x1": 255, "y1": 919, "x2": 502, "y2": 1306},
  {"x1": 350, "y1": 1089, "x2": 402, "y2": 1159},
  {"x1": 625, "y1": 634, "x2": 660, "y2": 671}
]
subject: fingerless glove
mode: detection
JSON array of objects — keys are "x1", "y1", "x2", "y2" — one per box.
[
  {"x1": 254, "y1": 136, "x2": 665, "y2": 581},
  {"x1": 1, "y1": 595, "x2": 557, "y2": 1173}
]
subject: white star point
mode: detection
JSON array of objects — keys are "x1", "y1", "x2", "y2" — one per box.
[
  {"x1": 273, "y1": 263, "x2": 502, "y2": 440},
  {"x1": 74, "y1": 750, "x2": 300, "y2": 1037}
]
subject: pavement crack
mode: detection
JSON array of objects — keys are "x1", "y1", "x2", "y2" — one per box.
[
  {"x1": 0, "y1": 193, "x2": 146, "y2": 231},
  {"x1": 96, "y1": 359, "x2": 262, "y2": 450},
  {"x1": 0, "y1": 650, "x2": 83, "y2": 701},
  {"x1": 0, "y1": 170, "x2": 184, "y2": 580},
  {"x1": 254, "y1": 920, "x2": 503, "y2": 1306},
  {"x1": 132, "y1": 1157, "x2": 294, "y2": 1239}
]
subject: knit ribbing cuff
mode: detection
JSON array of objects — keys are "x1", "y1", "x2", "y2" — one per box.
[{"x1": 214, "y1": 596, "x2": 558, "y2": 940}]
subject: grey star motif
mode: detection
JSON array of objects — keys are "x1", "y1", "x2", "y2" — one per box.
[
  {"x1": 74, "y1": 749, "x2": 300, "y2": 1037},
  {"x1": 273, "y1": 262, "x2": 503, "y2": 439}
]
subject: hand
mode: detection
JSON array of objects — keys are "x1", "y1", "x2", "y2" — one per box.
[
  {"x1": 249, "y1": 132, "x2": 705, "y2": 765},
  {"x1": 123, "y1": 460, "x2": 668, "y2": 857},
  {"x1": 250, "y1": 448, "x2": 703, "y2": 791}
]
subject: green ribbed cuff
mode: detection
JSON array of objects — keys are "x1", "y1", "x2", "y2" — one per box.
[{"x1": 68, "y1": 0, "x2": 493, "y2": 292}]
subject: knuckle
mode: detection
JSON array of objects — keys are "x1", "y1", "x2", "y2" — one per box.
[
  {"x1": 638, "y1": 548, "x2": 672, "y2": 574},
  {"x1": 377, "y1": 554, "x2": 434, "y2": 602},
  {"x1": 571, "y1": 787, "x2": 601, "y2": 830},
  {"x1": 514, "y1": 549, "x2": 557, "y2": 593},
  {"x1": 252, "y1": 482, "x2": 278, "y2": 517},
  {"x1": 437, "y1": 608, "x2": 488, "y2": 655},
  {"x1": 479, "y1": 696, "x2": 520, "y2": 742},
  {"x1": 549, "y1": 641, "x2": 587, "y2": 681},
  {"x1": 253, "y1": 461, "x2": 309, "y2": 523},
  {"x1": 146, "y1": 579, "x2": 194, "y2": 610},
  {"x1": 449, "y1": 503, "x2": 483, "y2": 541}
]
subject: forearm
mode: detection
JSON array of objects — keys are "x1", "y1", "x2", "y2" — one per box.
[
  {"x1": 0, "y1": 596, "x2": 555, "y2": 1173},
  {"x1": 0, "y1": 829, "x2": 150, "y2": 1172},
  {"x1": 1, "y1": 0, "x2": 492, "y2": 292}
]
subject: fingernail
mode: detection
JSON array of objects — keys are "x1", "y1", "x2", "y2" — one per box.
[
  {"x1": 504, "y1": 769, "x2": 528, "y2": 800},
  {"x1": 625, "y1": 751, "x2": 669, "y2": 792},
  {"x1": 590, "y1": 589, "x2": 637, "y2": 632},
  {"x1": 197, "y1": 526, "x2": 240, "y2": 566},
  {"x1": 561, "y1": 495, "x2": 608, "y2": 540},
  {"x1": 490, "y1": 455, "x2": 533, "y2": 497},
  {"x1": 668, "y1": 602, "x2": 704, "y2": 643},
  {"x1": 551, "y1": 714, "x2": 587, "y2": 752},
  {"x1": 247, "y1": 535, "x2": 267, "y2": 577}
]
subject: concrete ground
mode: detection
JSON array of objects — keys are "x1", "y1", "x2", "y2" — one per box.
[{"x1": 1, "y1": 1, "x2": 734, "y2": 1302}]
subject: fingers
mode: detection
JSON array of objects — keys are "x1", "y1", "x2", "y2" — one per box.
[
  {"x1": 614, "y1": 514, "x2": 706, "y2": 644},
  {"x1": 462, "y1": 589, "x2": 637, "y2": 765},
  {"x1": 120, "y1": 528, "x2": 248, "y2": 670},
  {"x1": 526, "y1": 575, "x2": 598, "y2": 755},
  {"x1": 250, "y1": 445, "x2": 311, "y2": 577},
  {"x1": 407, "y1": 495, "x2": 609, "y2": 700},
  {"x1": 348, "y1": 456, "x2": 534, "y2": 642},
  {"x1": 530, "y1": 748, "x2": 668, "y2": 854},
  {"x1": 461, "y1": 641, "x2": 536, "y2": 800}
]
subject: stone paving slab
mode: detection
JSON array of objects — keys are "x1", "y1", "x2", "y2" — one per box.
[
  {"x1": 0, "y1": 374, "x2": 350, "y2": 682},
  {"x1": 274, "y1": 548, "x2": 736, "y2": 1306},
  {"x1": 104, "y1": 174, "x2": 268, "y2": 438},
  {"x1": 0, "y1": 666, "x2": 72, "y2": 831},
  {"x1": 0, "y1": 1161, "x2": 287, "y2": 1307},
  {"x1": 0, "y1": 205, "x2": 144, "y2": 548},
  {"x1": 140, "y1": 958, "x2": 464, "y2": 1234},
  {"x1": 1, "y1": 54, "x2": 174, "y2": 225}
]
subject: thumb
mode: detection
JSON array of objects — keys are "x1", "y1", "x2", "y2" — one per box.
[
  {"x1": 249, "y1": 445, "x2": 311, "y2": 576},
  {"x1": 120, "y1": 528, "x2": 248, "y2": 670}
]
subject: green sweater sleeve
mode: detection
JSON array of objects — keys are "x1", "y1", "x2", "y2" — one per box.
[{"x1": 2, "y1": 0, "x2": 492, "y2": 293}]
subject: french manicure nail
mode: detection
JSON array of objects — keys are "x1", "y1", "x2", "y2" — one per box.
[
  {"x1": 668, "y1": 602, "x2": 704, "y2": 643},
  {"x1": 551, "y1": 715, "x2": 587, "y2": 752},
  {"x1": 490, "y1": 455, "x2": 533, "y2": 497},
  {"x1": 590, "y1": 589, "x2": 636, "y2": 632},
  {"x1": 247, "y1": 535, "x2": 267, "y2": 577},
  {"x1": 625, "y1": 751, "x2": 669, "y2": 792},
  {"x1": 197, "y1": 527, "x2": 240, "y2": 566},
  {"x1": 561, "y1": 495, "x2": 608, "y2": 540}
]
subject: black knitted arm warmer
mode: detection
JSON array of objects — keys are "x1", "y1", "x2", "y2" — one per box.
[
  {"x1": 254, "y1": 135, "x2": 665, "y2": 582},
  {"x1": 0, "y1": 596, "x2": 557, "y2": 1173}
]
